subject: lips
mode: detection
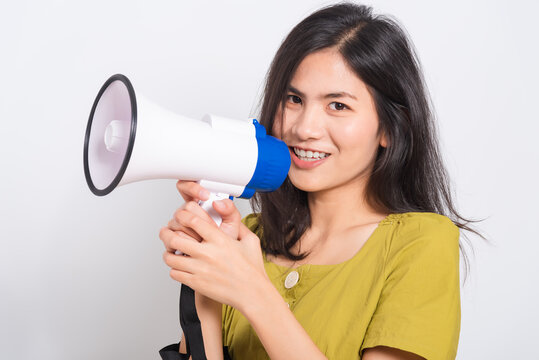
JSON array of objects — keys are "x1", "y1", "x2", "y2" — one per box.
[{"x1": 289, "y1": 146, "x2": 331, "y2": 169}]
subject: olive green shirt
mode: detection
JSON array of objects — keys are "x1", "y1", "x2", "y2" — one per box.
[{"x1": 222, "y1": 212, "x2": 460, "y2": 359}]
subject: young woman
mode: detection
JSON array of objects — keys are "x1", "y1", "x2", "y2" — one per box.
[{"x1": 159, "y1": 3, "x2": 476, "y2": 359}]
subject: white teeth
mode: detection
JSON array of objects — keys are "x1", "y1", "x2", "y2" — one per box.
[{"x1": 293, "y1": 147, "x2": 329, "y2": 161}]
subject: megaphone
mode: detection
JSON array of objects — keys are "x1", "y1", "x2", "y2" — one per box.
[
  {"x1": 84, "y1": 74, "x2": 291, "y2": 359},
  {"x1": 84, "y1": 73, "x2": 290, "y2": 223}
]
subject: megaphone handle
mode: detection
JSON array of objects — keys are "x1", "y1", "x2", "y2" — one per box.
[{"x1": 198, "y1": 192, "x2": 230, "y2": 227}]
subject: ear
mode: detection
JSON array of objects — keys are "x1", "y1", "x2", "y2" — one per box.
[{"x1": 379, "y1": 132, "x2": 388, "y2": 148}]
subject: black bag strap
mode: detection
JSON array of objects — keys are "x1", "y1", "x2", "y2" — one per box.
[
  {"x1": 159, "y1": 343, "x2": 190, "y2": 360},
  {"x1": 179, "y1": 284, "x2": 207, "y2": 360},
  {"x1": 160, "y1": 285, "x2": 234, "y2": 360},
  {"x1": 159, "y1": 342, "x2": 233, "y2": 360}
]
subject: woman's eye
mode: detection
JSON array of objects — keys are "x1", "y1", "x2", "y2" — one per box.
[
  {"x1": 329, "y1": 102, "x2": 348, "y2": 111},
  {"x1": 287, "y1": 95, "x2": 302, "y2": 104}
]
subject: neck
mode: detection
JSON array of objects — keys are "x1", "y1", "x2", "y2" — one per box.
[{"x1": 306, "y1": 174, "x2": 385, "y2": 237}]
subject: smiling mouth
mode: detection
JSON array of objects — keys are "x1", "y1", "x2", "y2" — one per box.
[{"x1": 291, "y1": 147, "x2": 331, "y2": 161}]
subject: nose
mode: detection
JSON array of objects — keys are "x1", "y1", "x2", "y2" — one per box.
[{"x1": 290, "y1": 104, "x2": 324, "y2": 141}]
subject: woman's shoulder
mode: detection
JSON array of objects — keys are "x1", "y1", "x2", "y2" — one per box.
[
  {"x1": 362, "y1": 212, "x2": 461, "y2": 360},
  {"x1": 383, "y1": 212, "x2": 460, "y2": 264},
  {"x1": 387, "y1": 211, "x2": 458, "y2": 233}
]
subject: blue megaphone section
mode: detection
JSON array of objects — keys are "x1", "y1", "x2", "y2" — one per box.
[{"x1": 240, "y1": 119, "x2": 291, "y2": 198}]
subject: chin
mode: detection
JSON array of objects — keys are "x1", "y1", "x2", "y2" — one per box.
[{"x1": 288, "y1": 175, "x2": 328, "y2": 193}]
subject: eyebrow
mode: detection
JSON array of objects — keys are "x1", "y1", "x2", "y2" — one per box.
[{"x1": 288, "y1": 85, "x2": 358, "y2": 101}]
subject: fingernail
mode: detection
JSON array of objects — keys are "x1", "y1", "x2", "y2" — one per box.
[
  {"x1": 215, "y1": 200, "x2": 226, "y2": 209},
  {"x1": 199, "y1": 189, "x2": 210, "y2": 200}
]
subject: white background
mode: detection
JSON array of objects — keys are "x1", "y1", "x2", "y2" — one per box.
[{"x1": 1, "y1": 0, "x2": 538, "y2": 359}]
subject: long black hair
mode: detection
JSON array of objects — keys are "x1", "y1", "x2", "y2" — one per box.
[{"x1": 250, "y1": 3, "x2": 481, "y2": 274}]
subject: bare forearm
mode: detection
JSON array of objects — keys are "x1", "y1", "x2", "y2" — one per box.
[
  {"x1": 178, "y1": 333, "x2": 190, "y2": 359},
  {"x1": 196, "y1": 294, "x2": 224, "y2": 360},
  {"x1": 179, "y1": 323, "x2": 223, "y2": 360},
  {"x1": 241, "y1": 280, "x2": 327, "y2": 360}
]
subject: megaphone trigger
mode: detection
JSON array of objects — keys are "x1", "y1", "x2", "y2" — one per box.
[{"x1": 198, "y1": 191, "x2": 230, "y2": 226}]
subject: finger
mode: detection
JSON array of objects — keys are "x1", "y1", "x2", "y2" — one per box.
[
  {"x1": 167, "y1": 204, "x2": 204, "y2": 240},
  {"x1": 159, "y1": 227, "x2": 201, "y2": 256},
  {"x1": 212, "y1": 199, "x2": 241, "y2": 239},
  {"x1": 178, "y1": 211, "x2": 227, "y2": 245},
  {"x1": 169, "y1": 268, "x2": 196, "y2": 287},
  {"x1": 163, "y1": 250, "x2": 200, "y2": 274},
  {"x1": 236, "y1": 221, "x2": 264, "y2": 257},
  {"x1": 238, "y1": 220, "x2": 253, "y2": 239},
  {"x1": 167, "y1": 217, "x2": 197, "y2": 235},
  {"x1": 159, "y1": 227, "x2": 176, "y2": 253},
  {"x1": 183, "y1": 201, "x2": 215, "y2": 226},
  {"x1": 168, "y1": 201, "x2": 215, "y2": 231},
  {"x1": 174, "y1": 230, "x2": 202, "y2": 252},
  {"x1": 171, "y1": 205, "x2": 217, "y2": 241},
  {"x1": 238, "y1": 220, "x2": 261, "y2": 245},
  {"x1": 176, "y1": 181, "x2": 210, "y2": 202}
]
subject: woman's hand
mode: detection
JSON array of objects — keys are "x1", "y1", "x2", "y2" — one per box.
[
  {"x1": 167, "y1": 180, "x2": 241, "y2": 241},
  {"x1": 160, "y1": 181, "x2": 268, "y2": 311}
]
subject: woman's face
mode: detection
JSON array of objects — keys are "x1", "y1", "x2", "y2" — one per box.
[{"x1": 273, "y1": 47, "x2": 387, "y2": 193}]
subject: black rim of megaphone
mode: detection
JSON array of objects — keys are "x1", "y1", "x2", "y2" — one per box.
[{"x1": 83, "y1": 74, "x2": 137, "y2": 196}]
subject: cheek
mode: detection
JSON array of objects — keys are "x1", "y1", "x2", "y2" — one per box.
[
  {"x1": 272, "y1": 108, "x2": 292, "y2": 141},
  {"x1": 332, "y1": 119, "x2": 380, "y2": 155}
]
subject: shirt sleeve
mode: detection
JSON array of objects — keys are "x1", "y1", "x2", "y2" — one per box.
[{"x1": 360, "y1": 213, "x2": 461, "y2": 360}]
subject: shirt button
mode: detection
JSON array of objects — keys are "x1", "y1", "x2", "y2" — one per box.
[{"x1": 284, "y1": 270, "x2": 299, "y2": 289}]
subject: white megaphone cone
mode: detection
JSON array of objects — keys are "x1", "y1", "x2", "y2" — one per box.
[{"x1": 84, "y1": 74, "x2": 290, "y2": 224}]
